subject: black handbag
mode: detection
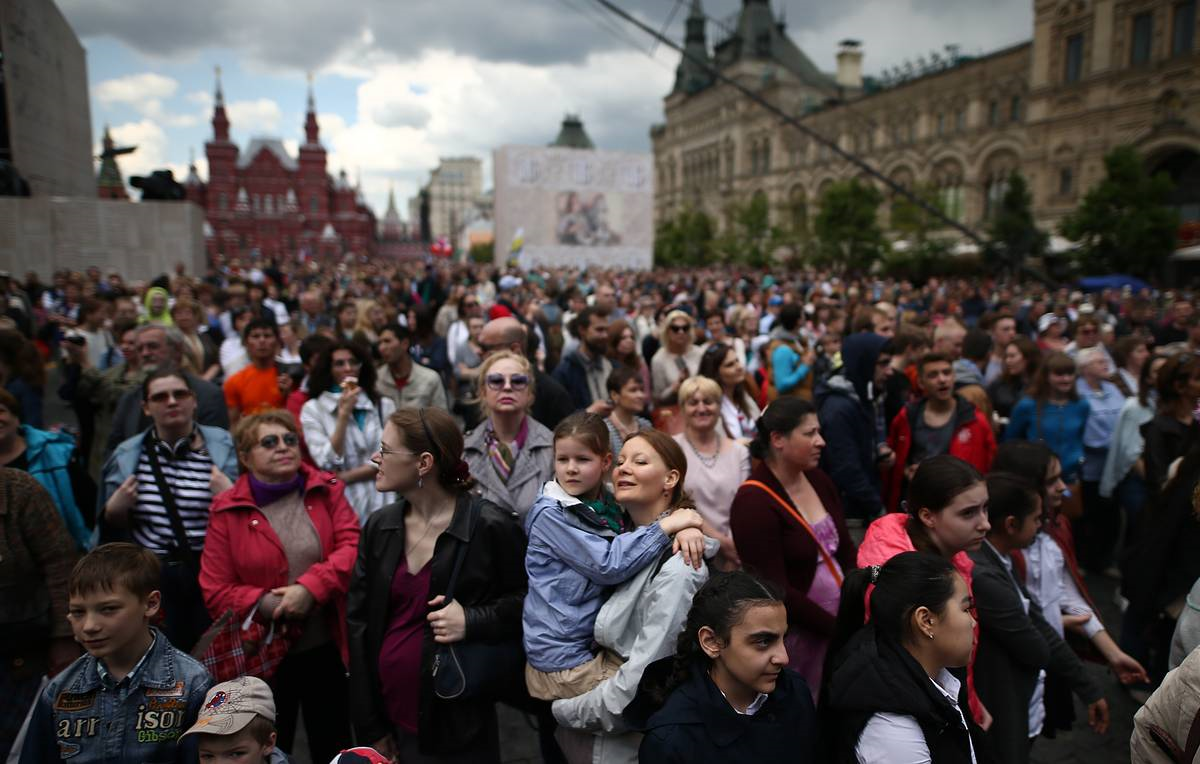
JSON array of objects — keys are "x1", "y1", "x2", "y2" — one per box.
[{"x1": 430, "y1": 500, "x2": 525, "y2": 701}]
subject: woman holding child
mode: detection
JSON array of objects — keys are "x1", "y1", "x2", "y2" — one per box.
[{"x1": 348, "y1": 407, "x2": 527, "y2": 763}]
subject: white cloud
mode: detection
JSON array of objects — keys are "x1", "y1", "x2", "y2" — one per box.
[
  {"x1": 95, "y1": 72, "x2": 179, "y2": 105},
  {"x1": 226, "y1": 98, "x2": 283, "y2": 134},
  {"x1": 95, "y1": 119, "x2": 171, "y2": 193}
]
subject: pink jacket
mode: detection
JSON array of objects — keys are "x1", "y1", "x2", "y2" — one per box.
[
  {"x1": 857, "y1": 512, "x2": 982, "y2": 724},
  {"x1": 200, "y1": 463, "x2": 361, "y2": 665}
]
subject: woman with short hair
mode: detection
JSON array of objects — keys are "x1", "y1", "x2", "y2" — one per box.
[
  {"x1": 603, "y1": 365, "x2": 651, "y2": 459},
  {"x1": 200, "y1": 408, "x2": 360, "y2": 764},
  {"x1": 462, "y1": 350, "x2": 554, "y2": 519}
]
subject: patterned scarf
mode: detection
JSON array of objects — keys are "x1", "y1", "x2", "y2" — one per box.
[
  {"x1": 486, "y1": 417, "x2": 529, "y2": 484},
  {"x1": 583, "y1": 489, "x2": 625, "y2": 533}
]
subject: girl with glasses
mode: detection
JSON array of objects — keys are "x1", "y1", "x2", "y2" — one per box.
[
  {"x1": 462, "y1": 351, "x2": 554, "y2": 519},
  {"x1": 301, "y1": 341, "x2": 396, "y2": 524}
]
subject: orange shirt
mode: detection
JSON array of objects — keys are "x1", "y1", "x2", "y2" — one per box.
[{"x1": 224, "y1": 363, "x2": 284, "y2": 416}]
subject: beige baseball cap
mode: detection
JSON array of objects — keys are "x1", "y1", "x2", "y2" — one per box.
[{"x1": 181, "y1": 676, "x2": 276, "y2": 738}]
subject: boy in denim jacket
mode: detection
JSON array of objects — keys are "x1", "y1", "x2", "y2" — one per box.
[{"x1": 20, "y1": 543, "x2": 212, "y2": 763}]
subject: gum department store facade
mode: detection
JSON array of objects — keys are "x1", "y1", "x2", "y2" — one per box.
[{"x1": 652, "y1": 0, "x2": 1200, "y2": 242}]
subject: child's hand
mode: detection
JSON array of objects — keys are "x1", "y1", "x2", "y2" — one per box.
[
  {"x1": 659, "y1": 508, "x2": 703, "y2": 536},
  {"x1": 672, "y1": 527, "x2": 706, "y2": 569}
]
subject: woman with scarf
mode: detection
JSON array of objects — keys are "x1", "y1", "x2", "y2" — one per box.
[{"x1": 462, "y1": 351, "x2": 553, "y2": 519}]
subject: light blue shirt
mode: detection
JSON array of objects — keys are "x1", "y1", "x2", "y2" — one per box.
[{"x1": 1076, "y1": 378, "x2": 1126, "y2": 482}]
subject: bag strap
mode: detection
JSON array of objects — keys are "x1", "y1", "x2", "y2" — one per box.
[
  {"x1": 1184, "y1": 703, "x2": 1200, "y2": 762},
  {"x1": 441, "y1": 500, "x2": 481, "y2": 603},
  {"x1": 742, "y1": 479, "x2": 843, "y2": 587},
  {"x1": 146, "y1": 437, "x2": 200, "y2": 576}
]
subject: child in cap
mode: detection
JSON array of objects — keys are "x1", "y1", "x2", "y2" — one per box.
[
  {"x1": 182, "y1": 676, "x2": 289, "y2": 763},
  {"x1": 19, "y1": 543, "x2": 213, "y2": 764}
]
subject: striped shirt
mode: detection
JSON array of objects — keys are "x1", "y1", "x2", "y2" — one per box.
[{"x1": 131, "y1": 436, "x2": 215, "y2": 554}]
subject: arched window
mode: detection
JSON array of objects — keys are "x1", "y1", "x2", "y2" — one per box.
[
  {"x1": 982, "y1": 151, "x2": 1018, "y2": 221},
  {"x1": 933, "y1": 159, "x2": 965, "y2": 221}
]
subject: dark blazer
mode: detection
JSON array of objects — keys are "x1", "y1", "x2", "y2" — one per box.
[
  {"x1": 638, "y1": 664, "x2": 817, "y2": 764},
  {"x1": 105, "y1": 373, "x2": 228, "y2": 455},
  {"x1": 346, "y1": 493, "x2": 527, "y2": 754},
  {"x1": 730, "y1": 461, "x2": 856, "y2": 637},
  {"x1": 968, "y1": 541, "x2": 1101, "y2": 764}
]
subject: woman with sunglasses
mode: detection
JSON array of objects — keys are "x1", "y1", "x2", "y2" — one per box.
[
  {"x1": 200, "y1": 408, "x2": 361, "y2": 764},
  {"x1": 301, "y1": 340, "x2": 396, "y2": 524},
  {"x1": 650, "y1": 310, "x2": 704, "y2": 408},
  {"x1": 463, "y1": 350, "x2": 554, "y2": 519}
]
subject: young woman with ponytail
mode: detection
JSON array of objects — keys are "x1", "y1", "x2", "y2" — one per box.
[
  {"x1": 636, "y1": 571, "x2": 818, "y2": 763},
  {"x1": 856, "y1": 454, "x2": 992, "y2": 728},
  {"x1": 823, "y1": 552, "x2": 982, "y2": 763},
  {"x1": 728, "y1": 397, "x2": 856, "y2": 697}
]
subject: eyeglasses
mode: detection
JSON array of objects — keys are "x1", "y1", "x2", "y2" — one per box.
[
  {"x1": 378, "y1": 442, "x2": 418, "y2": 458},
  {"x1": 485, "y1": 373, "x2": 530, "y2": 391},
  {"x1": 463, "y1": 300, "x2": 478, "y2": 308},
  {"x1": 668, "y1": 324, "x2": 691, "y2": 334},
  {"x1": 257, "y1": 433, "x2": 300, "y2": 449},
  {"x1": 147, "y1": 389, "x2": 194, "y2": 404},
  {"x1": 333, "y1": 357, "x2": 362, "y2": 368}
]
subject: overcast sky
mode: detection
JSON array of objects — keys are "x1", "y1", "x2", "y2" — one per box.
[{"x1": 62, "y1": 0, "x2": 1032, "y2": 219}]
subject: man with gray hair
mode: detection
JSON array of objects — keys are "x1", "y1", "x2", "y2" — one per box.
[{"x1": 104, "y1": 324, "x2": 229, "y2": 455}]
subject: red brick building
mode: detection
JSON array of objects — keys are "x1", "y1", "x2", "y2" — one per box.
[{"x1": 186, "y1": 71, "x2": 376, "y2": 261}]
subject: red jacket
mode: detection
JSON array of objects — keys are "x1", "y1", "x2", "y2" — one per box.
[
  {"x1": 200, "y1": 463, "x2": 361, "y2": 666},
  {"x1": 883, "y1": 396, "x2": 996, "y2": 513}
]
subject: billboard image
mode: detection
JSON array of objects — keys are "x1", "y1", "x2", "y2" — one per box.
[{"x1": 494, "y1": 145, "x2": 653, "y2": 269}]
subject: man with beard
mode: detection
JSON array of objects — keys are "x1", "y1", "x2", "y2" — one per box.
[{"x1": 552, "y1": 306, "x2": 613, "y2": 415}]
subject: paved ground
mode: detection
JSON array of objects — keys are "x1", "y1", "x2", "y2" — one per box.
[{"x1": 44, "y1": 367, "x2": 1138, "y2": 763}]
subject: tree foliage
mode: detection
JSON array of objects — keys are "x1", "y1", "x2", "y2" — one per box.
[
  {"x1": 813, "y1": 179, "x2": 886, "y2": 273},
  {"x1": 987, "y1": 171, "x2": 1047, "y2": 274},
  {"x1": 714, "y1": 192, "x2": 783, "y2": 267},
  {"x1": 654, "y1": 207, "x2": 715, "y2": 267},
  {"x1": 1059, "y1": 146, "x2": 1179, "y2": 277}
]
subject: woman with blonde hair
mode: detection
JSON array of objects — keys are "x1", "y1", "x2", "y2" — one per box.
[
  {"x1": 463, "y1": 350, "x2": 554, "y2": 518},
  {"x1": 353, "y1": 300, "x2": 389, "y2": 348},
  {"x1": 650, "y1": 310, "x2": 704, "y2": 407},
  {"x1": 673, "y1": 375, "x2": 749, "y2": 570},
  {"x1": 171, "y1": 297, "x2": 220, "y2": 381}
]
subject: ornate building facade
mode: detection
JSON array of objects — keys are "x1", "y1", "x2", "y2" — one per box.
[
  {"x1": 652, "y1": 0, "x2": 1200, "y2": 244},
  {"x1": 186, "y1": 72, "x2": 376, "y2": 260}
]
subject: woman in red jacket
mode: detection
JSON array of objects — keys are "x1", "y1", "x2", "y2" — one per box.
[
  {"x1": 200, "y1": 408, "x2": 361, "y2": 764},
  {"x1": 729, "y1": 397, "x2": 856, "y2": 699}
]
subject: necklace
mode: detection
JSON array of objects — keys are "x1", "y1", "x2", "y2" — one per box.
[
  {"x1": 611, "y1": 413, "x2": 638, "y2": 437},
  {"x1": 405, "y1": 506, "x2": 453, "y2": 556},
  {"x1": 684, "y1": 430, "x2": 721, "y2": 469}
]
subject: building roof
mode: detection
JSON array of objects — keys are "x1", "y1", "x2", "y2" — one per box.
[
  {"x1": 550, "y1": 115, "x2": 595, "y2": 149},
  {"x1": 237, "y1": 137, "x2": 298, "y2": 171},
  {"x1": 705, "y1": 0, "x2": 835, "y2": 94}
]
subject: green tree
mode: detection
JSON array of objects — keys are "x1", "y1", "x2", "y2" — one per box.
[
  {"x1": 468, "y1": 241, "x2": 494, "y2": 264},
  {"x1": 654, "y1": 207, "x2": 715, "y2": 266},
  {"x1": 987, "y1": 172, "x2": 1047, "y2": 274},
  {"x1": 714, "y1": 192, "x2": 781, "y2": 267},
  {"x1": 1060, "y1": 146, "x2": 1179, "y2": 276},
  {"x1": 813, "y1": 179, "x2": 886, "y2": 273}
]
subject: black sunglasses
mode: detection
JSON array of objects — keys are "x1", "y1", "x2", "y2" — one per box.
[
  {"x1": 669, "y1": 324, "x2": 691, "y2": 333},
  {"x1": 147, "y1": 389, "x2": 194, "y2": 404},
  {"x1": 257, "y1": 433, "x2": 300, "y2": 449}
]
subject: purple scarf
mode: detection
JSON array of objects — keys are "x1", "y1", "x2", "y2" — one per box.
[{"x1": 249, "y1": 472, "x2": 305, "y2": 508}]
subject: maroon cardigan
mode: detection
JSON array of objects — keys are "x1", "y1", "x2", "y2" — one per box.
[{"x1": 729, "y1": 460, "x2": 857, "y2": 637}]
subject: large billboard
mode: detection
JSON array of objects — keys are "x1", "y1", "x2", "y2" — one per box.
[{"x1": 493, "y1": 145, "x2": 653, "y2": 269}]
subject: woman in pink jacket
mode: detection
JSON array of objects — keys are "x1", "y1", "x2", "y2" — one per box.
[
  {"x1": 855, "y1": 454, "x2": 992, "y2": 729},
  {"x1": 200, "y1": 409, "x2": 361, "y2": 764}
]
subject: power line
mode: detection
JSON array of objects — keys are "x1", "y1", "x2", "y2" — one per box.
[
  {"x1": 649, "y1": 0, "x2": 684, "y2": 57},
  {"x1": 585, "y1": 0, "x2": 994, "y2": 252}
]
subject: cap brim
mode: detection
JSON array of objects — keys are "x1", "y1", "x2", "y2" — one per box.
[{"x1": 181, "y1": 711, "x2": 258, "y2": 738}]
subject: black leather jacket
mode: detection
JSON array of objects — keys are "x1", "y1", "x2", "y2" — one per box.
[{"x1": 346, "y1": 492, "x2": 527, "y2": 752}]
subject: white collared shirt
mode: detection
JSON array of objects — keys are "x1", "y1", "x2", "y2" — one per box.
[
  {"x1": 855, "y1": 669, "x2": 977, "y2": 764},
  {"x1": 718, "y1": 686, "x2": 769, "y2": 716}
]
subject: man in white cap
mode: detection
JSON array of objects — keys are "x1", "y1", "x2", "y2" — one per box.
[{"x1": 182, "y1": 676, "x2": 288, "y2": 764}]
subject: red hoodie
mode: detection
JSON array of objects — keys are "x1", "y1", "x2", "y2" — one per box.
[
  {"x1": 884, "y1": 397, "x2": 996, "y2": 513},
  {"x1": 857, "y1": 512, "x2": 984, "y2": 725}
]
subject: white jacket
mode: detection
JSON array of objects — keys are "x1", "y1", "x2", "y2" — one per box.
[
  {"x1": 552, "y1": 535, "x2": 718, "y2": 764},
  {"x1": 300, "y1": 390, "x2": 395, "y2": 524}
]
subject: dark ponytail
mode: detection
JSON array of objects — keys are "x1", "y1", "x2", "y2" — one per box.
[
  {"x1": 824, "y1": 552, "x2": 958, "y2": 693},
  {"x1": 649, "y1": 571, "x2": 783, "y2": 704},
  {"x1": 750, "y1": 397, "x2": 818, "y2": 460}
]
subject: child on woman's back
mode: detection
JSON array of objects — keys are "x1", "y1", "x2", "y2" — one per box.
[{"x1": 523, "y1": 413, "x2": 705, "y2": 701}]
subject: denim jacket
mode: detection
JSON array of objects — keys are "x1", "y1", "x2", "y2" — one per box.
[
  {"x1": 21, "y1": 628, "x2": 212, "y2": 763},
  {"x1": 522, "y1": 479, "x2": 669, "y2": 673}
]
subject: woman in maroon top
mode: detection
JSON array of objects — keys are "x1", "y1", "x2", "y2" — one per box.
[{"x1": 729, "y1": 397, "x2": 856, "y2": 698}]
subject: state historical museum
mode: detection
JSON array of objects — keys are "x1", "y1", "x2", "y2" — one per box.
[{"x1": 185, "y1": 72, "x2": 377, "y2": 261}]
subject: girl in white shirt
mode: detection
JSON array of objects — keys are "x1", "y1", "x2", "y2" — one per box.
[{"x1": 823, "y1": 552, "x2": 982, "y2": 764}]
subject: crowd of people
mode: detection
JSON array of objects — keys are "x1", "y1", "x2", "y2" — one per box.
[{"x1": 4, "y1": 257, "x2": 1200, "y2": 763}]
